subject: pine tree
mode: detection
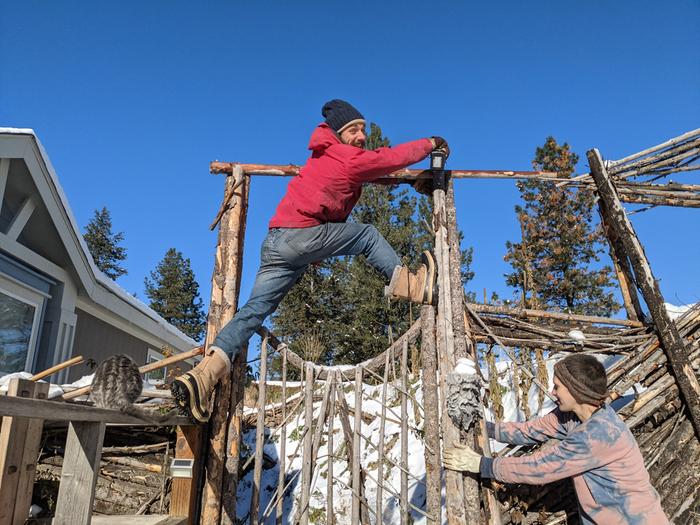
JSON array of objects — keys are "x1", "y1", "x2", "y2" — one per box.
[
  {"x1": 271, "y1": 124, "x2": 475, "y2": 367},
  {"x1": 504, "y1": 137, "x2": 619, "y2": 316},
  {"x1": 144, "y1": 248, "x2": 206, "y2": 341},
  {"x1": 83, "y1": 207, "x2": 127, "y2": 280}
]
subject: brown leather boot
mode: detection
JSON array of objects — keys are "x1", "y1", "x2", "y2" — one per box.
[
  {"x1": 171, "y1": 346, "x2": 231, "y2": 422},
  {"x1": 385, "y1": 251, "x2": 437, "y2": 305}
]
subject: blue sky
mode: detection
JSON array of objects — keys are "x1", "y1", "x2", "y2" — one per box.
[{"x1": 2, "y1": 1, "x2": 699, "y2": 335}]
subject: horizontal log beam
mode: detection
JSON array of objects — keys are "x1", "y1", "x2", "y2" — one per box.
[
  {"x1": 210, "y1": 162, "x2": 558, "y2": 181},
  {"x1": 465, "y1": 302, "x2": 644, "y2": 327}
]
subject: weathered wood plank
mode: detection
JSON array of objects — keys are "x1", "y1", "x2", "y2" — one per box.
[
  {"x1": 14, "y1": 381, "x2": 50, "y2": 525},
  {"x1": 54, "y1": 420, "x2": 106, "y2": 525},
  {"x1": 0, "y1": 394, "x2": 190, "y2": 425},
  {"x1": 0, "y1": 379, "x2": 42, "y2": 524}
]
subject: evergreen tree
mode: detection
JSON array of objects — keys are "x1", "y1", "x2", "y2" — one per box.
[
  {"x1": 271, "y1": 124, "x2": 475, "y2": 367},
  {"x1": 83, "y1": 207, "x2": 127, "y2": 280},
  {"x1": 504, "y1": 137, "x2": 619, "y2": 316},
  {"x1": 144, "y1": 248, "x2": 206, "y2": 341}
]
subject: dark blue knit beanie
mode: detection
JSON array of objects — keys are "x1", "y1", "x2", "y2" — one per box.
[{"x1": 322, "y1": 99, "x2": 365, "y2": 133}]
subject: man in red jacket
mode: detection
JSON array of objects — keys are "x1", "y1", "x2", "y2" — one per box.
[{"x1": 172, "y1": 99, "x2": 449, "y2": 422}]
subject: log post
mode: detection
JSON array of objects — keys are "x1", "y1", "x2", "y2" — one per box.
[
  {"x1": 420, "y1": 306, "x2": 441, "y2": 524},
  {"x1": 299, "y1": 362, "x2": 314, "y2": 525},
  {"x1": 276, "y1": 346, "x2": 288, "y2": 525},
  {"x1": 352, "y1": 366, "x2": 363, "y2": 525},
  {"x1": 432, "y1": 170, "x2": 471, "y2": 523},
  {"x1": 201, "y1": 164, "x2": 250, "y2": 525},
  {"x1": 376, "y1": 349, "x2": 391, "y2": 521},
  {"x1": 445, "y1": 179, "x2": 483, "y2": 523},
  {"x1": 399, "y1": 340, "x2": 409, "y2": 525},
  {"x1": 588, "y1": 148, "x2": 700, "y2": 439},
  {"x1": 249, "y1": 333, "x2": 269, "y2": 525},
  {"x1": 326, "y1": 378, "x2": 336, "y2": 525},
  {"x1": 596, "y1": 198, "x2": 645, "y2": 322}
]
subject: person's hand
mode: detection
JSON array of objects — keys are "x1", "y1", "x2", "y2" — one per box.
[
  {"x1": 443, "y1": 442, "x2": 482, "y2": 473},
  {"x1": 430, "y1": 136, "x2": 450, "y2": 159},
  {"x1": 411, "y1": 176, "x2": 433, "y2": 196}
]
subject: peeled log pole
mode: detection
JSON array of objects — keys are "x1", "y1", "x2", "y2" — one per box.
[
  {"x1": 210, "y1": 161, "x2": 557, "y2": 181},
  {"x1": 445, "y1": 181, "x2": 483, "y2": 523},
  {"x1": 588, "y1": 148, "x2": 700, "y2": 440},
  {"x1": 201, "y1": 166, "x2": 250, "y2": 525},
  {"x1": 432, "y1": 170, "x2": 470, "y2": 523}
]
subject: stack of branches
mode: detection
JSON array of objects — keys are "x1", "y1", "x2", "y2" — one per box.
[
  {"x1": 565, "y1": 128, "x2": 700, "y2": 209},
  {"x1": 491, "y1": 304, "x2": 700, "y2": 524},
  {"x1": 466, "y1": 302, "x2": 652, "y2": 355}
]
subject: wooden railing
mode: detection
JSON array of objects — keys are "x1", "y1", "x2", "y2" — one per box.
[{"x1": 0, "y1": 378, "x2": 202, "y2": 525}]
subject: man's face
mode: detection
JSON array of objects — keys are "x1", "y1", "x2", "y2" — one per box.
[
  {"x1": 339, "y1": 123, "x2": 366, "y2": 148},
  {"x1": 551, "y1": 376, "x2": 577, "y2": 412}
]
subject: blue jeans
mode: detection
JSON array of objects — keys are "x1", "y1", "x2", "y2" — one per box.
[{"x1": 213, "y1": 223, "x2": 401, "y2": 358}]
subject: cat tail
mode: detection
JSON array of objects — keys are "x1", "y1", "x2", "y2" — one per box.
[{"x1": 121, "y1": 404, "x2": 178, "y2": 424}]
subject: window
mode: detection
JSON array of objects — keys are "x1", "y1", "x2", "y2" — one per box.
[
  {"x1": 0, "y1": 281, "x2": 44, "y2": 375},
  {"x1": 145, "y1": 348, "x2": 166, "y2": 386}
]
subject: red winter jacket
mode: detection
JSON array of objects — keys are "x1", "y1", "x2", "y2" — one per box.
[{"x1": 269, "y1": 123, "x2": 433, "y2": 228}]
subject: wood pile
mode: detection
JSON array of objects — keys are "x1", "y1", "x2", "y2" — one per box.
[{"x1": 33, "y1": 426, "x2": 175, "y2": 517}]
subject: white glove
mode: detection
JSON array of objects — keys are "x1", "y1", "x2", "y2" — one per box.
[{"x1": 443, "y1": 442, "x2": 482, "y2": 474}]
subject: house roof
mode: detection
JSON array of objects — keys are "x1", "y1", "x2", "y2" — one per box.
[{"x1": 0, "y1": 127, "x2": 198, "y2": 352}]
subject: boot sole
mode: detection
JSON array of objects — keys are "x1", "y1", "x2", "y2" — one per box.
[{"x1": 171, "y1": 375, "x2": 209, "y2": 423}]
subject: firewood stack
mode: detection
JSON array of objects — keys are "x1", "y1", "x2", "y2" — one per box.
[{"x1": 34, "y1": 426, "x2": 174, "y2": 517}]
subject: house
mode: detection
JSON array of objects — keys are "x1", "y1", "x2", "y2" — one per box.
[{"x1": 0, "y1": 128, "x2": 197, "y2": 383}]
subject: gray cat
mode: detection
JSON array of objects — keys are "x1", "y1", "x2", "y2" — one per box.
[{"x1": 90, "y1": 354, "x2": 176, "y2": 423}]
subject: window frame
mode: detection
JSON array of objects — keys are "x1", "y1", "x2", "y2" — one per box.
[
  {"x1": 0, "y1": 275, "x2": 47, "y2": 374},
  {"x1": 144, "y1": 348, "x2": 167, "y2": 386}
]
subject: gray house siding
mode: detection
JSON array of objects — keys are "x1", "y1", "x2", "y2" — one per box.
[
  {"x1": 71, "y1": 309, "x2": 192, "y2": 382},
  {"x1": 71, "y1": 309, "x2": 156, "y2": 382}
]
